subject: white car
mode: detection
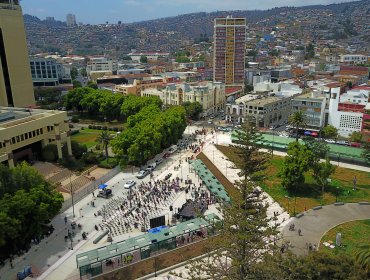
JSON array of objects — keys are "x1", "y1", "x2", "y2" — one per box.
[
  {"x1": 146, "y1": 163, "x2": 156, "y2": 171},
  {"x1": 136, "y1": 170, "x2": 149, "y2": 179},
  {"x1": 124, "y1": 180, "x2": 136, "y2": 189}
]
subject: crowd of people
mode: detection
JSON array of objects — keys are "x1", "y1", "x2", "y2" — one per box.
[{"x1": 94, "y1": 179, "x2": 183, "y2": 236}]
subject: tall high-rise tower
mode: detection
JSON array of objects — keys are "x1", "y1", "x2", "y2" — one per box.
[
  {"x1": 213, "y1": 16, "x2": 246, "y2": 87},
  {"x1": 66, "y1": 14, "x2": 76, "y2": 27},
  {"x1": 0, "y1": 0, "x2": 35, "y2": 107}
]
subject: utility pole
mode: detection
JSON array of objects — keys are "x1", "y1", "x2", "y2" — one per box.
[{"x1": 70, "y1": 174, "x2": 75, "y2": 217}]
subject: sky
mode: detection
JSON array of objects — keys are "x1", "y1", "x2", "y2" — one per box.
[{"x1": 22, "y1": 0, "x2": 358, "y2": 24}]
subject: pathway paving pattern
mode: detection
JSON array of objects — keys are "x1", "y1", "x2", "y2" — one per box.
[{"x1": 281, "y1": 202, "x2": 370, "y2": 256}]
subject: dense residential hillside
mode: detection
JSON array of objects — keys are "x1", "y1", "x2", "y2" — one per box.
[{"x1": 24, "y1": 0, "x2": 369, "y2": 56}]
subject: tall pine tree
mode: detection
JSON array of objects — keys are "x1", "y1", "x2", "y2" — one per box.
[{"x1": 184, "y1": 121, "x2": 277, "y2": 280}]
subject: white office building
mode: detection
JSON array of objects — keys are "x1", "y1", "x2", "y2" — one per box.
[{"x1": 86, "y1": 58, "x2": 118, "y2": 76}]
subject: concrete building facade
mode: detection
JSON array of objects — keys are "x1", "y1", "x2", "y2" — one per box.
[
  {"x1": 213, "y1": 16, "x2": 246, "y2": 87},
  {"x1": 87, "y1": 58, "x2": 118, "y2": 76},
  {"x1": 291, "y1": 91, "x2": 327, "y2": 131},
  {"x1": 0, "y1": 107, "x2": 72, "y2": 168},
  {"x1": 29, "y1": 57, "x2": 72, "y2": 86},
  {"x1": 0, "y1": 1, "x2": 35, "y2": 107},
  {"x1": 142, "y1": 82, "x2": 225, "y2": 116},
  {"x1": 66, "y1": 14, "x2": 76, "y2": 27}
]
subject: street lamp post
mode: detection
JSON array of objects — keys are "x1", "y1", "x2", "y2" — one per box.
[
  {"x1": 336, "y1": 187, "x2": 339, "y2": 202},
  {"x1": 272, "y1": 127, "x2": 275, "y2": 156},
  {"x1": 285, "y1": 195, "x2": 290, "y2": 214},
  {"x1": 70, "y1": 175, "x2": 75, "y2": 218},
  {"x1": 293, "y1": 184, "x2": 298, "y2": 216}
]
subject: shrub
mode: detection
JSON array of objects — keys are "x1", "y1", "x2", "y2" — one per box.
[
  {"x1": 71, "y1": 116, "x2": 79, "y2": 123},
  {"x1": 82, "y1": 152, "x2": 99, "y2": 164},
  {"x1": 113, "y1": 127, "x2": 119, "y2": 132},
  {"x1": 95, "y1": 144, "x2": 101, "y2": 150},
  {"x1": 88, "y1": 125, "x2": 92, "y2": 129},
  {"x1": 102, "y1": 126, "x2": 108, "y2": 130},
  {"x1": 96, "y1": 126, "x2": 102, "y2": 130},
  {"x1": 41, "y1": 144, "x2": 58, "y2": 162},
  {"x1": 70, "y1": 130, "x2": 80, "y2": 136},
  {"x1": 81, "y1": 127, "x2": 84, "y2": 130}
]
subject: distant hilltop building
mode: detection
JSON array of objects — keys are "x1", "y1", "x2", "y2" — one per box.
[
  {"x1": 0, "y1": 0, "x2": 35, "y2": 107},
  {"x1": 66, "y1": 13, "x2": 76, "y2": 27},
  {"x1": 213, "y1": 16, "x2": 246, "y2": 87},
  {"x1": 128, "y1": 51, "x2": 170, "y2": 62}
]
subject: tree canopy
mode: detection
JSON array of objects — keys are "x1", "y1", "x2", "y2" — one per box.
[
  {"x1": 322, "y1": 125, "x2": 338, "y2": 139},
  {"x1": 279, "y1": 142, "x2": 313, "y2": 192},
  {"x1": 112, "y1": 105, "x2": 186, "y2": 167},
  {"x1": 183, "y1": 101, "x2": 203, "y2": 120},
  {"x1": 288, "y1": 111, "x2": 306, "y2": 141},
  {"x1": 0, "y1": 163, "x2": 63, "y2": 255}
]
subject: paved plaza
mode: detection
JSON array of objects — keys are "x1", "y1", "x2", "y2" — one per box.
[
  {"x1": 281, "y1": 203, "x2": 370, "y2": 256},
  {"x1": 1, "y1": 126, "x2": 369, "y2": 280}
]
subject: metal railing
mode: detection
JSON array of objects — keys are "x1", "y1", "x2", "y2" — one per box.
[{"x1": 60, "y1": 166, "x2": 121, "y2": 213}]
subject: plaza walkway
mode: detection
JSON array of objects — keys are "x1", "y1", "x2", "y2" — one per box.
[{"x1": 281, "y1": 202, "x2": 370, "y2": 256}]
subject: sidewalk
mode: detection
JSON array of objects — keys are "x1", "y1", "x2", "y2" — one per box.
[{"x1": 281, "y1": 203, "x2": 370, "y2": 256}]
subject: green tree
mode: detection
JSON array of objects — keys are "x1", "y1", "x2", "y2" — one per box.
[
  {"x1": 64, "y1": 87, "x2": 94, "y2": 111},
  {"x1": 303, "y1": 136, "x2": 329, "y2": 177},
  {"x1": 140, "y1": 55, "x2": 148, "y2": 63},
  {"x1": 244, "y1": 83, "x2": 254, "y2": 94},
  {"x1": 232, "y1": 121, "x2": 270, "y2": 182},
  {"x1": 183, "y1": 101, "x2": 203, "y2": 120},
  {"x1": 313, "y1": 158, "x2": 336, "y2": 194},
  {"x1": 73, "y1": 80, "x2": 82, "y2": 88},
  {"x1": 349, "y1": 131, "x2": 363, "y2": 143},
  {"x1": 70, "y1": 67, "x2": 78, "y2": 80},
  {"x1": 61, "y1": 140, "x2": 87, "y2": 159},
  {"x1": 254, "y1": 251, "x2": 369, "y2": 280},
  {"x1": 87, "y1": 80, "x2": 98, "y2": 89},
  {"x1": 356, "y1": 244, "x2": 370, "y2": 270},
  {"x1": 322, "y1": 125, "x2": 338, "y2": 139},
  {"x1": 279, "y1": 142, "x2": 313, "y2": 192},
  {"x1": 41, "y1": 144, "x2": 59, "y2": 162},
  {"x1": 362, "y1": 142, "x2": 370, "y2": 165},
  {"x1": 80, "y1": 68, "x2": 87, "y2": 77},
  {"x1": 187, "y1": 122, "x2": 275, "y2": 279},
  {"x1": 97, "y1": 130, "x2": 113, "y2": 161},
  {"x1": 0, "y1": 163, "x2": 63, "y2": 255},
  {"x1": 288, "y1": 111, "x2": 306, "y2": 141},
  {"x1": 175, "y1": 56, "x2": 190, "y2": 63}
]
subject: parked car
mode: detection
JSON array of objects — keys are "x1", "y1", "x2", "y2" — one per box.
[
  {"x1": 164, "y1": 173, "x2": 172, "y2": 180},
  {"x1": 168, "y1": 145, "x2": 178, "y2": 153},
  {"x1": 146, "y1": 163, "x2": 157, "y2": 171},
  {"x1": 124, "y1": 180, "x2": 136, "y2": 189},
  {"x1": 136, "y1": 170, "x2": 149, "y2": 179},
  {"x1": 155, "y1": 158, "x2": 164, "y2": 165},
  {"x1": 207, "y1": 120, "x2": 213, "y2": 124}
]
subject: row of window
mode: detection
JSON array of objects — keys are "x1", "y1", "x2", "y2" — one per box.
[{"x1": 0, "y1": 127, "x2": 49, "y2": 148}]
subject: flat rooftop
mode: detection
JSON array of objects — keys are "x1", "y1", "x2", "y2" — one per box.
[
  {"x1": 0, "y1": 107, "x2": 65, "y2": 130},
  {"x1": 244, "y1": 95, "x2": 287, "y2": 106}
]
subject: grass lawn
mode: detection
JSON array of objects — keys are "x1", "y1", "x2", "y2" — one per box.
[
  {"x1": 216, "y1": 145, "x2": 370, "y2": 215},
  {"x1": 99, "y1": 157, "x2": 119, "y2": 168},
  {"x1": 71, "y1": 129, "x2": 115, "y2": 149},
  {"x1": 320, "y1": 220, "x2": 370, "y2": 257}
]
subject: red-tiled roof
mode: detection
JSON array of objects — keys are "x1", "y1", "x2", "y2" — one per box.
[
  {"x1": 225, "y1": 86, "x2": 243, "y2": 95},
  {"x1": 324, "y1": 82, "x2": 342, "y2": 88}
]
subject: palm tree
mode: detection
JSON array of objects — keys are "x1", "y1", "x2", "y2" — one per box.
[
  {"x1": 97, "y1": 130, "x2": 112, "y2": 162},
  {"x1": 289, "y1": 111, "x2": 306, "y2": 142},
  {"x1": 356, "y1": 244, "x2": 370, "y2": 270}
]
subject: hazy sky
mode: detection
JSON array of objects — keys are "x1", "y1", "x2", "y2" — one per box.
[{"x1": 22, "y1": 0, "x2": 358, "y2": 24}]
